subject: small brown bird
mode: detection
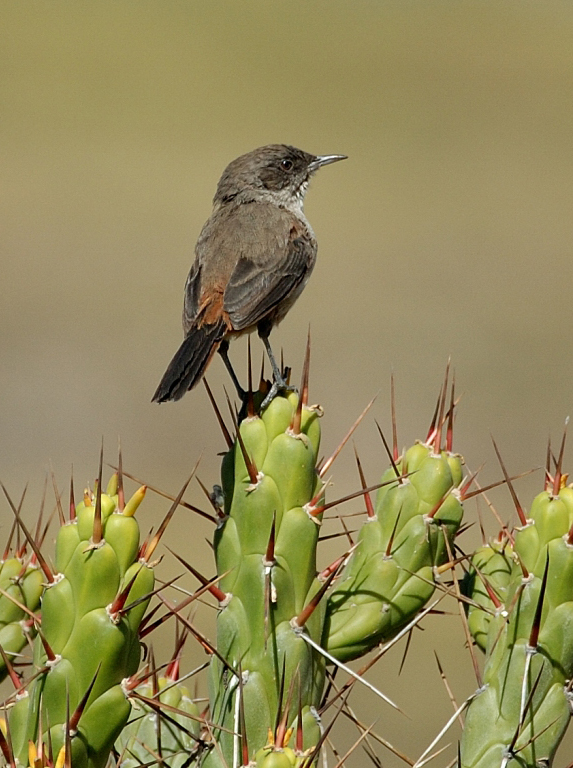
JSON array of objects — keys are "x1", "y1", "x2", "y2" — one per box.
[{"x1": 152, "y1": 144, "x2": 346, "y2": 404}]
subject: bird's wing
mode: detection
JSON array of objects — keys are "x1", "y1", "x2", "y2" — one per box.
[
  {"x1": 182, "y1": 260, "x2": 203, "y2": 331},
  {"x1": 223, "y1": 230, "x2": 315, "y2": 331}
]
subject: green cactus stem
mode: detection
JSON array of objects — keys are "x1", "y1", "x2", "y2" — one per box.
[
  {"x1": 7, "y1": 469, "x2": 154, "y2": 768},
  {"x1": 461, "y1": 449, "x2": 573, "y2": 768},
  {"x1": 324, "y1": 394, "x2": 464, "y2": 662}
]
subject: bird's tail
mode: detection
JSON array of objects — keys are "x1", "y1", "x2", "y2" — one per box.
[{"x1": 152, "y1": 319, "x2": 227, "y2": 402}]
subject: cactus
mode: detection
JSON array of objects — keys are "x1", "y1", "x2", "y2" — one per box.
[
  {"x1": 4, "y1": 463, "x2": 155, "y2": 768},
  {"x1": 115, "y1": 652, "x2": 201, "y2": 768},
  {"x1": 460, "y1": 440, "x2": 573, "y2": 768},
  {"x1": 324, "y1": 405, "x2": 465, "y2": 661},
  {"x1": 0, "y1": 525, "x2": 43, "y2": 683},
  {"x1": 200, "y1": 359, "x2": 469, "y2": 764},
  {"x1": 204, "y1": 355, "x2": 326, "y2": 766},
  {"x1": 2, "y1": 351, "x2": 573, "y2": 768},
  {"x1": 463, "y1": 534, "x2": 514, "y2": 653}
]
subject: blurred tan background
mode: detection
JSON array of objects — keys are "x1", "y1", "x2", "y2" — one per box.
[{"x1": 2, "y1": 1, "x2": 573, "y2": 764}]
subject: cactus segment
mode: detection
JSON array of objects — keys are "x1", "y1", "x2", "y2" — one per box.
[
  {"x1": 461, "y1": 479, "x2": 573, "y2": 767},
  {"x1": 324, "y1": 441, "x2": 464, "y2": 662},
  {"x1": 0, "y1": 556, "x2": 43, "y2": 683},
  {"x1": 463, "y1": 538, "x2": 514, "y2": 652},
  {"x1": 208, "y1": 393, "x2": 325, "y2": 766},
  {"x1": 255, "y1": 746, "x2": 305, "y2": 767},
  {"x1": 8, "y1": 481, "x2": 153, "y2": 768},
  {"x1": 115, "y1": 675, "x2": 200, "y2": 768}
]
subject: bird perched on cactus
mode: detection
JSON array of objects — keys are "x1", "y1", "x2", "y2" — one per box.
[{"x1": 152, "y1": 144, "x2": 346, "y2": 405}]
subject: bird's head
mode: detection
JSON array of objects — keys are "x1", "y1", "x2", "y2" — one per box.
[{"x1": 214, "y1": 144, "x2": 346, "y2": 210}]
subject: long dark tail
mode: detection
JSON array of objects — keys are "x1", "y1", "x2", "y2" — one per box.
[{"x1": 152, "y1": 320, "x2": 227, "y2": 402}]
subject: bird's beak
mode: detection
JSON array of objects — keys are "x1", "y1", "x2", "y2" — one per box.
[{"x1": 308, "y1": 154, "x2": 348, "y2": 172}]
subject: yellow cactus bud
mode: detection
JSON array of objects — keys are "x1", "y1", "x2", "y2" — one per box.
[
  {"x1": 123, "y1": 485, "x2": 147, "y2": 517},
  {"x1": 54, "y1": 746, "x2": 66, "y2": 768},
  {"x1": 106, "y1": 472, "x2": 119, "y2": 496}
]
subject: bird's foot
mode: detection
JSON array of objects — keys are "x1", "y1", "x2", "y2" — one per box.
[
  {"x1": 260, "y1": 381, "x2": 283, "y2": 410},
  {"x1": 259, "y1": 374, "x2": 297, "y2": 411}
]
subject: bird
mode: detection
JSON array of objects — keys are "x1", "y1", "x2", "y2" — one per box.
[{"x1": 152, "y1": 144, "x2": 346, "y2": 405}]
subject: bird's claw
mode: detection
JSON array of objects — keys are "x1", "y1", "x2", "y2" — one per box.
[{"x1": 259, "y1": 378, "x2": 297, "y2": 411}]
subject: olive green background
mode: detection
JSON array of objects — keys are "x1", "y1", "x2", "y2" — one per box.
[{"x1": 2, "y1": 2, "x2": 573, "y2": 764}]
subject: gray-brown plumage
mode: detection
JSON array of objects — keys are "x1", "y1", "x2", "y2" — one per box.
[{"x1": 152, "y1": 144, "x2": 346, "y2": 403}]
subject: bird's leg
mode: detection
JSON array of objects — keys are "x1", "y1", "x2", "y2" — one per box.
[
  {"x1": 218, "y1": 340, "x2": 246, "y2": 400},
  {"x1": 259, "y1": 330, "x2": 293, "y2": 409},
  {"x1": 261, "y1": 335, "x2": 286, "y2": 388}
]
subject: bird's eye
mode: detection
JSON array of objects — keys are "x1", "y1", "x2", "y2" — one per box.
[{"x1": 281, "y1": 158, "x2": 294, "y2": 171}]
